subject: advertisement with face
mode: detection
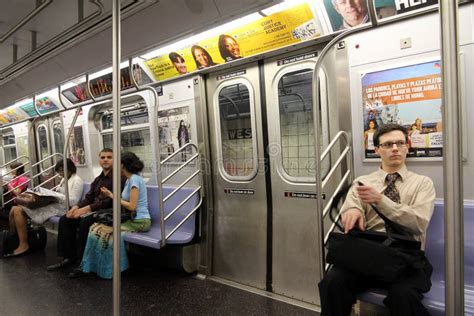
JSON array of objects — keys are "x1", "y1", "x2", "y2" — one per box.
[
  {"x1": 144, "y1": 3, "x2": 320, "y2": 81},
  {"x1": 361, "y1": 60, "x2": 442, "y2": 159}
]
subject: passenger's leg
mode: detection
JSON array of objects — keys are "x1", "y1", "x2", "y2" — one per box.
[
  {"x1": 57, "y1": 216, "x2": 80, "y2": 261},
  {"x1": 76, "y1": 215, "x2": 96, "y2": 260},
  {"x1": 8, "y1": 207, "x2": 16, "y2": 231},
  {"x1": 384, "y1": 259, "x2": 433, "y2": 316},
  {"x1": 11, "y1": 206, "x2": 29, "y2": 254},
  {"x1": 318, "y1": 267, "x2": 371, "y2": 316}
]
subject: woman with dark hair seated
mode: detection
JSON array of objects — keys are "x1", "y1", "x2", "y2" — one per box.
[
  {"x1": 77, "y1": 152, "x2": 150, "y2": 279},
  {"x1": 5, "y1": 162, "x2": 29, "y2": 200},
  {"x1": 8, "y1": 159, "x2": 84, "y2": 257}
]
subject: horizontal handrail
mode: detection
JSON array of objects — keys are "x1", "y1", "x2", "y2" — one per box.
[
  {"x1": 163, "y1": 169, "x2": 200, "y2": 203},
  {"x1": 1, "y1": 153, "x2": 63, "y2": 207},
  {"x1": 320, "y1": 131, "x2": 350, "y2": 162},
  {"x1": 30, "y1": 153, "x2": 63, "y2": 169},
  {"x1": 161, "y1": 153, "x2": 198, "y2": 184},
  {"x1": 0, "y1": 155, "x2": 29, "y2": 170},
  {"x1": 164, "y1": 187, "x2": 200, "y2": 222},
  {"x1": 165, "y1": 191, "x2": 203, "y2": 240},
  {"x1": 322, "y1": 170, "x2": 352, "y2": 219},
  {"x1": 30, "y1": 164, "x2": 57, "y2": 180},
  {"x1": 161, "y1": 143, "x2": 198, "y2": 165},
  {"x1": 35, "y1": 174, "x2": 61, "y2": 189},
  {"x1": 1, "y1": 161, "x2": 30, "y2": 179},
  {"x1": 321, "y1": 147, "x2": 351, "y2": 190}
]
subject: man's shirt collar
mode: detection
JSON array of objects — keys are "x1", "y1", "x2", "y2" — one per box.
[{"x1": 376, "y1": 165, "x2": 408, "y2": 181}]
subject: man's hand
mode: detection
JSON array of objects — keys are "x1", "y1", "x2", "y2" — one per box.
[
  {"x1": 72, "y1": 206, "x2": 90, "y2": 219},
  {"x1": 65, "y1": 205, "x2": 79, "y2": 218},
  {"x1": 341, "y1": 208, "x2": 365, "y2": 234},
  {"x1": 356, "y1": 184, "x2": 382, "y2": 204}
]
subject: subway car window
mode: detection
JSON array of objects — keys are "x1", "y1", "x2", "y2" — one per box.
[
  {"x1": 101, "y1": 104, "x2": 149, "y2": 130},
  {"x1": 52, "y1": 121, "x2": 64, "y2": 154},
  {"x1": 101, "y1": 104, "x2": 152, "y2": 175},
  {"x1": 217, "y1": 82, "x2": 257, "y2": 179},
  {"x1": 2, "y1": 130, "x2": 17, "y2": 162},
  {"x1": 102, "y1": 130, "x2": 152, "y2": 174},
  {"x1": 278, "y1": 69, "x2": 315, "y2": 178},
  {"x1": 37, "y1": 125, "x2": 50, "y2": 169}
]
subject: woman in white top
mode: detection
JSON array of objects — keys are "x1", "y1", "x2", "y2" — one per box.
[{"x1": 7, "y1": 159, "x2": 84, "y2": 256}]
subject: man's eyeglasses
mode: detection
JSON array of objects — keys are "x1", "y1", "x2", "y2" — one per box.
[{"x1": 377, "y1": 140, "x2": 408, "y2": 149}]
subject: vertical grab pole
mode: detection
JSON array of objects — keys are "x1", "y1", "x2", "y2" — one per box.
[
  {"x1": 58, "y1": 85, "x2": 74, "y2": 211},
  {"x1": 112, "y1": 0, "x2": 122, "y2": 315},
  {"x1": 128, "y1": 58, "x2": 164, "y2": 247},
  {"x1": 439, "y1": 1, "x2": 464, "y2": 315}
]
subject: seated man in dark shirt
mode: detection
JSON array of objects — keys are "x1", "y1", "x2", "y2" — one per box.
[{"x1": 47, "y1": 148, "x2": 124, "y2": 272}]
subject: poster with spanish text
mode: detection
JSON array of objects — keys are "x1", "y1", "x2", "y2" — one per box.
[{"x1": 361, "y1": 60, "x2": 442, "y2": 159}]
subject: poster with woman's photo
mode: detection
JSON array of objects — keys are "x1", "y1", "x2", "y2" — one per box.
[
  {"x1": 158, "y1": 107, "x2": 191, "y2": 161},
  {"x1": 68, "y1": 126, "x2": 86, "y2": 165},
  {"x1": 361, "y1": 60, "x2": 443, "y2": 159}
]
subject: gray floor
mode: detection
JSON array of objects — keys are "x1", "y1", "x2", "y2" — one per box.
[{"x1": 0, "y1": 220, "x2": 318, "y2": 316}]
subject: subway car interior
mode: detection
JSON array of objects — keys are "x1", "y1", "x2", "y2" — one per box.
[{"x1": 0, "y1": 0, "x2": 472, "y2": 315}]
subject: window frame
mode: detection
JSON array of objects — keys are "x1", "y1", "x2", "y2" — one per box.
[{"x1": 213, "y1": 78, "x2": 259, "y2": 182}]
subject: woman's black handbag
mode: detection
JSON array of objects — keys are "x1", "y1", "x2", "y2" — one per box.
[
  {"x1": 93, "y1": 208, "x2": 135, "y2": 226},
  {"x1": 326, "y1": 184, "x2": 425, "y2": 283}
]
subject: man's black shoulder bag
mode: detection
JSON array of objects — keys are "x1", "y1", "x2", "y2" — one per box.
[{"x1": 326, "y1": 183, "x2": 425, "y2": 283}]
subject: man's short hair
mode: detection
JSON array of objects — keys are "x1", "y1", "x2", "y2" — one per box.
[
  {"x1": 373, "y1": 124, "x2": 408, "y2": 147},
  {"x1": 100, "y1": 148, "x2": 113, "y2": 155}
]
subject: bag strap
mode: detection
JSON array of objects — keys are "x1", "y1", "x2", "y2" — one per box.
[
  {"x1": 329, "y1": 182, "x2": 350, "y2": 232},
  {"x1": 329, "y1": 181, "x2": 414, "y2": 239},
  {"x1": 370, "y1": 204, "x2": 414, "y2": 238}
]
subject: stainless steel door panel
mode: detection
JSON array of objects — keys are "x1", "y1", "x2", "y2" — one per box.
[
  {"x1": 264, "y1": 50, "x2": 328, "y2": 304},
  {"x1": 207, "y1": 64, "x2": 267, "y2": 289}
]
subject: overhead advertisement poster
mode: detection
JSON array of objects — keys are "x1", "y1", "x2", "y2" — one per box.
[
  {"x1": 0, "y1": 105, "x2": 31, "y2": 125},
  {"x1": 361, "y1": 60, "x2": 443, "y2": 159},
  {"x1": 61, "y1": 65, "x2": 152, "y2": 104},
  {"x1": 144, "y1": 3, "x2": 320, "y2": 81},
  {"x1": 36, "y1": 97, "x2": 61, "y2": 115},
  {"x1": 322, "y1": 0, "x2": 438, "y2": 32}
]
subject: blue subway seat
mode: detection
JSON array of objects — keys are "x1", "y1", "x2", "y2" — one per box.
[
  {"x1": 49, "y1": 183, "x2": 200, "y2": 249},
  {"x1": 357, "y1": 201, "x2": 474, "y2": 315},
  {"x1": 123, "y1": 185, "x2": 199, "y2": 249},
  {"x1": 48, "y1": 183, "x2": 91, "y2": 225}
]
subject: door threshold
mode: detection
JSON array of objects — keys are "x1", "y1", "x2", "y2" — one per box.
[{"x1": 207, "y1": 276, "x2": 320, "y2": 313}]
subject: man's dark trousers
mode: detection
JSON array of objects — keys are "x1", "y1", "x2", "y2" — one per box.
[
  {"x1": 57, "y1": 214, "x2": 96, "y2": 261},
  {"x1": 318, "y1": 259, "x2": 433, "y2": 316}
]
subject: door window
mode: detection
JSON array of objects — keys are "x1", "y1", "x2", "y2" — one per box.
[
  {"x1": 277, "y1": 68, "x2": 329, "y2": 181},
  {"x1": 52, "y1": 121, "x2": 64, "y2": 154},
  {"x1": 216, "y1": 81, "x2": 257, "y2": 180},
  {"x1": 37, "y1": 124, "x2": 51, "y2": 170}
]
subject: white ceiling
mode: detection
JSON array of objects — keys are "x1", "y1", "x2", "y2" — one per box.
[{"x1": 0, "y1": 0, "x2": 281, "y2": 107}]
